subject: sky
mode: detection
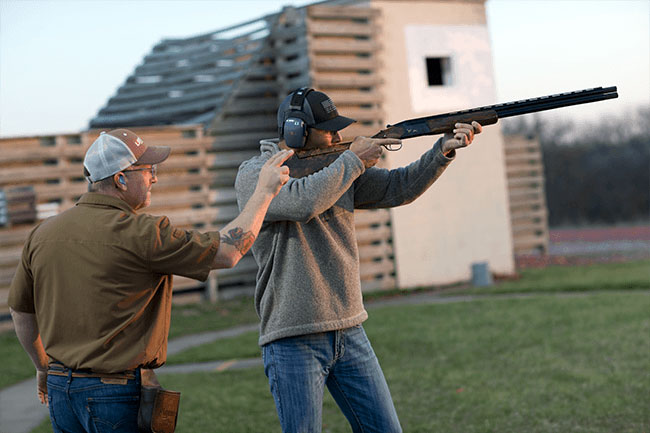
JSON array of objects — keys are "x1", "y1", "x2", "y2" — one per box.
[{"x1": 0, "y1": 0, "x2": 648, "y2": 137}]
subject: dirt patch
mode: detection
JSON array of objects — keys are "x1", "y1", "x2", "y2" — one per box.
[
  {"x1": 550, "y1": 226, "x2": 650, "y2": 241},
  {"x1": 517, "y1": 225, "x2": 650, "y2": 269}
]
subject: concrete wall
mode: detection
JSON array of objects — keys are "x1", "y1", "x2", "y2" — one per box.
[{"x1": 371, "y1": 0, "x2": 515, "y2": 287}]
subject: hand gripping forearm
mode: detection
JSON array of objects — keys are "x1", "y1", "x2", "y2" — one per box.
[
  {"x1": 441, "y1": 121, "x2": 483, "y2": 156},
  {"x1": 212, "y1": 150, "x2": 293, "y2": 268}
]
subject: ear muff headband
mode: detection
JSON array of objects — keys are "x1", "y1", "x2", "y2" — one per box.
[
  {"x1": 283, "y1": 87, "x2": 313, "y2": 149},
  {"x1": 289, "y1": 87, "x2": 312, "y2": 112}
]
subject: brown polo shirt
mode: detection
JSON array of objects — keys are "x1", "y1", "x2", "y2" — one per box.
[{"x1": 9, "y1": 193, "x2": 220, "y2": 373}]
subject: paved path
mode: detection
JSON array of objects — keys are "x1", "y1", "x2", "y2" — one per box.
[
  {"x1": 2, "y1": 290, "x2": 647, "y2": 433},
  {"x1": 0, "y1": 378, "x2": 49, "y2": 433}
]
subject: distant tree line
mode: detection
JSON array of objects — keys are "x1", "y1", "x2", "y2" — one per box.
[{"x1": 501, "y1": 106, "x2": 649, "y2": 227}]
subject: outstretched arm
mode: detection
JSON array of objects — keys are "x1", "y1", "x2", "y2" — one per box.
[
  {"x1": 10, "y1": 308, "x2": 49, "y2": 405},
  {"x1": 353, "y1": 122, "x2": 483, "y2": 208},
  {"x1": 212, "y1": 150, "x2": 293, "y2": 268}
]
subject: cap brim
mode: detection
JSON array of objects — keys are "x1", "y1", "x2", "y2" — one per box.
[
  {"x1": 136, "y1": 146, "x2": 171, "y2": 165},
  {"x1": 313, "y1": 115, "x2": 356, "y2": 132}
]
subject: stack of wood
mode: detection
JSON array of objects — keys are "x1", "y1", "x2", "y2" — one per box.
[
  {"x1": 504, "y1": 134, "x2": 549, "y2": 255},
  {"x1": 0, "y1": 186, "x2": 37, "y2": 228}
]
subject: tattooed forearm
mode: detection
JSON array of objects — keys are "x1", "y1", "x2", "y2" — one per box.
[{"x1": 220, "y1": 227, "x2": 256, "y2": 255}]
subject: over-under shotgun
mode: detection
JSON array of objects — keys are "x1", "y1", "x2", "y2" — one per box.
[{"x1": 285, "y1": 86, "x2": 618, "y2": 177}]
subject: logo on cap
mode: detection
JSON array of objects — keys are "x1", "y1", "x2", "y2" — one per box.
[{"x1": 321, "y1": 98, "x2": 337, "y2": 114}]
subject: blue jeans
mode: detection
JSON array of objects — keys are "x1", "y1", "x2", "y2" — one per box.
[
  {"x1": 46, "y1": 366, "x2": 140, "y2": 433},
  {"x1": 262, "y1": 325, "x2": 402, "y2": 433}
]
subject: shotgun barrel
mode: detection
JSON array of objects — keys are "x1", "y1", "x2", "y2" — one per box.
[{"x1": 373, "y1": 86, "x2": 618, "y2": 140}]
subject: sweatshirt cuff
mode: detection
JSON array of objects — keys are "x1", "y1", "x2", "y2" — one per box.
[
  {"x1": 434, "y1": 138, "x2": 456, "y2": 163},
  {"x1": 341, "y1": 149, "x2": 366, "y2": 174}
]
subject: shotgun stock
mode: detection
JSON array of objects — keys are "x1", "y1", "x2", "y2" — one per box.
[{"x1": 284, "y1": 86, "x2": 618, "y2": 178}]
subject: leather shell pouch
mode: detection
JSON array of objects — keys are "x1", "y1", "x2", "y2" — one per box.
[{"x1": 138, "y1": 386, "x2": 181, "y2": 433}]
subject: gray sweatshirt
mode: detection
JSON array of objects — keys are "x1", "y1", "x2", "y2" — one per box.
[{"x1": 235, "y1": 138, "x2": 454, "y2": 346}]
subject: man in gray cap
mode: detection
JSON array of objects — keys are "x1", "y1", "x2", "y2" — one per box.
[
  {"x1": 235, "y1": 88, "x2": 482, "y2": 432},
  {"x1": 9, "y1": 128, "x2": 293, "y2": 432}
]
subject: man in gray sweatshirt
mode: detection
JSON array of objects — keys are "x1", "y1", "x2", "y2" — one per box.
[{"x1": 235, "y1": 88, "x2": 482, "y2": 432}]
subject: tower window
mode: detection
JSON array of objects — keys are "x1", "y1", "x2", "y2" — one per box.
[{"x1": 425, "y1": 57, "x2": 452, "y2": 86}]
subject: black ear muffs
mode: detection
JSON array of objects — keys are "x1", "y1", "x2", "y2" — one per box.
[{"x1": 283, "y1": 87, "x2": 313, "y2": 149}]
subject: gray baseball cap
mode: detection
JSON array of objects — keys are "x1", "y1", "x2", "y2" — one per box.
[{"x1": 83, "y1": 129, "x2": 171, "y2": 182}]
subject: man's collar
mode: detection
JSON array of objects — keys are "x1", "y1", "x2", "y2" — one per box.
[{"x1": 76, "y1": 192, "x2": 135, "y2": 213}]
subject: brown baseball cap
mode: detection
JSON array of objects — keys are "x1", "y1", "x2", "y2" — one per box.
[{"x1": 83, "y1": 129, "x2": 171, "y2": 182}]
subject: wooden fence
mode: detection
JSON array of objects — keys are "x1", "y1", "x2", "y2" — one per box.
[{"x1": 504, "y1": 134, "x2": 549, "y2": 254}]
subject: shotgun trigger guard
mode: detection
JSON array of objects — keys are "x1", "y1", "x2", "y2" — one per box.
[{"x1": 383, "y1": 143, "x2": 402, "y2": 151}]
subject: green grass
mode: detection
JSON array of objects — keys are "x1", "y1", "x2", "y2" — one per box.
[
  {"x1": 9, "y1": 259, "x2": 650, "y2": 432},
  {"x1": 158, "y1": 292, "x2": 650, "y2": 432},
  {"x1": 166, "y1": 259, "x2": 649, "y2": 366},
  {"x1": 166, "y1": 260, "x2": 650, "y2": 341},
  {"x1": 0, "y1": 330, "x2": 35, "y2": 389},
  {"x1": 28, "y1": 292, "x2": 650, "y2": 432},
  {"x1": 370, "y1": 293, "x2": 649, "y2": 432},
  {"x1": 166, "y1": 330, "x2": 260, "y2": 365},
  {"x1": 472, "y1": 259, "x2": 650, "y2": 295},
  {"x1": 168, "y1": 296, "x2": 259, "y2": 339},
  {"x1": 362, "y1": 259, "x2": 650, "y2": 302}
]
